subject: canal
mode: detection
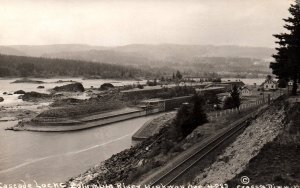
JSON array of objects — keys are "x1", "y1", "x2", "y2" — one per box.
[{"x1": 0, "y1": 114, "x2": 161, "y2": 184}]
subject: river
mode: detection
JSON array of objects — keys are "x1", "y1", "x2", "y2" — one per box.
[
  {"x1": 0, "y1": 78, "x2": 152, "y2": 184},
  {"x1": 221, "y1": 78, "x2": 266, "y2": 85}
]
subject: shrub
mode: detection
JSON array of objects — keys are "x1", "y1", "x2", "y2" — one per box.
[
  {"x1": 223, "y1": 97, "x2": 234, "y2": 109},
  {"x1": 147, "y1": 79, "x2": 158, "y2": 86},
  {"x1": 278, "y1": 79, "x2": 287, "y2": 88},
  {"x1": 137, "y1": 84, "x2": 144, "y2": 89}
]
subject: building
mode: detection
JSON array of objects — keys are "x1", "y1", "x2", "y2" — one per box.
[
  {"x1": 261, "y1": 77, "x2": 278, "y2": 91},
  {"x1": 140, "y1": 95, "x2": 193, "y2": 113},
  {"x1": 240, "y1": 86, "x2": 252, "y2": 97},
  {"x1": 287, "y1": 80, "x2": 300, "y2": 94},
  {"x1": 196, "y1": 87, "x2": 226, "y2": 96},
  {"x1": 205, "y1": 81, "x2": 245, "y2": 92}
]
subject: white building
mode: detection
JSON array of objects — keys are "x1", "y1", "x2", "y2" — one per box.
[
  {"x1": 261, "y1": 77, "x2": 278, "y2": 91},
  {"x1": 240, "y1": 86, "x2": 252, "y2": 97}
]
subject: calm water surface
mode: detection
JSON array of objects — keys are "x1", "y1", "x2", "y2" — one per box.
[
  {"x1": 0, "y1": 78, "x2": 151, "y2": 184},
  {"x1": 0, "y1": 115, "x2": 159, "y2": 184}
]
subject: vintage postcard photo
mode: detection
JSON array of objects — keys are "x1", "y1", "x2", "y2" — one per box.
[{"x1": 0, "y1": 0, "x2": 299, "y2": 188}]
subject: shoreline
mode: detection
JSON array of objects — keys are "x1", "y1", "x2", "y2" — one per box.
[{"x1": 0, "y1": 76, "x2": 142, "y2": 81}]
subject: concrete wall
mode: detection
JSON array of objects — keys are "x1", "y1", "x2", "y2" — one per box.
[{"x1": 91, "y1": 110, "x2": 147, "y2": 126}]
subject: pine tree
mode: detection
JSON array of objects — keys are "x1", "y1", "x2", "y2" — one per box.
[
  {"x1": 153, "y1": 78, "x2": 157, "y2": 86},
  {"x1": 270, "y1": 1, "x2": 300, "y2": 95},
  {"x1": 176, "y1": 70, "x2": 183, "y2": 80},
  {"x1": 231, "y1": 85, "x2": 241, "y2": 110},
  {"x1": 173, "y1": 94, "x2": 207, "y2": 140}
]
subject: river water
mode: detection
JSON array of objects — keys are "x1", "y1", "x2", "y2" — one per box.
[
  {"x1": 0, "y1": 78, "x2": 153, "y2": 184},
  {"x1": 221, "y1": 78, "x2": 265, "y2": 85},
  {"x1": 0, "y1": 115, "x2": 159, "y2": 184}
]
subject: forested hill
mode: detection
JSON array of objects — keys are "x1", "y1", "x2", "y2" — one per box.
[{"x1": 0, "y1": 54, "x2": 149, "y2": 78}]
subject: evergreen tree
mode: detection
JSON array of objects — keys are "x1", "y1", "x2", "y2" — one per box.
[
  {"x1": 176, "y1": 70, "x2": 183, "y2": 80},
  {"x1": 17, "y1": 62, "x2": 35, "y2": 77},
  {"x1": 153, "y1": 78, "x2": 157, "y2": 86},
  {"x1": 231, "y1": 85, "x2": 241, "y2": 110},
  {"x1": 270, "y1": 1, "x2": 300, "y2": 95},
  {"x1": 278, "y1": 78, "x2": 288, "y2": 88},
  {"x1": 173, "y1": 94, "x2": 207, "y2": 140},
  {"x1": 191, "y1": 94, "x2": 208, "y2": 126},
  {"x1": 223, "y1": 97, "x2": 234, "y2": 110},
  {"x1": 174, "y1": 103, "x2": 190, "y2": 139}
]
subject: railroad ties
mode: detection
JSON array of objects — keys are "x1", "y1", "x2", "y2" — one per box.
[{"x1": 141, "y1": 108, "x2": 265, "y2": 186}]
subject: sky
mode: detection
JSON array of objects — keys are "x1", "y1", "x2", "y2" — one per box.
[{"x1": 0, "y1": 0, "x2": 294, "y2": 47}]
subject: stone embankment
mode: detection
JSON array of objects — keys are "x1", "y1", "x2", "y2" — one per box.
[
  {"x1": 132, "y1": 112, "x2": 175, "y2": 141},
  {"x1": 66, "y1": 131, "x2": 167, "y2": 186},
  {"x1": 192, "y1": 98, "x2": 286, "y2": 185},
  {"x1": 226, "y1": 100, "x2": 300, "y2": 186},
  {"x1": 11, "y1": 107, "x2": 144, "y2": 132}
]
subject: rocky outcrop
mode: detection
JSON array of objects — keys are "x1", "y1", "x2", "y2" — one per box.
[
  {"x1": 192, "y1": 102, "x2": 285, "y2": 185},
  {"x1": 21, "y1": 92, "x2": 52, "y2": 102},
  {"x1": 66, "y1": 131, "x2": 166, "y2": 186},
  {"x1": 100, "y1": 83, "x2": 114, "y2": 90},
  {"x1": 37, "y1": 86, "x2": 45, "y2": 89},
  {"x1": 14, "y1": 90, "x2": 26, "y2": 94},
  {"x1": 0, "y1": 97, "x2": 4, "y2": 102},
  {"x1": 53, "y1": 82, "x2": 85, "y2": 92},
  {"x1": 56, "y1": 80, "x2": 75, "y2": 83},
  {"x1": 50, "y1": 98, "x2": 85, "y2": 107},
  {"x1": 12, "y1": 78, "x2": 44, "y2": 84}
]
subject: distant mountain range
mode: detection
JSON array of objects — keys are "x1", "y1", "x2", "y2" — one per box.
[
  {"x1": 0, "y1": 44, "x2": 275, "y2": 77},
  {"x1": 0, "y1": 44, "x2": 275, "y2": 65}
]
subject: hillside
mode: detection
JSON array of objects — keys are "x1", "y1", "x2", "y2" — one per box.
[
  {"x1": 0, "y1": 44, "x2": 274, "y2": 77},
  {"x1": 1, "y1": 44, "x2": 274, "y2": 62},
  {"x1": 4, "y1": 44, "x2": 108, "y2": 57},
  {"x1": 0, "y1": 54, "x2": 148, "y2": 78},
  {"x1": 0, "y1": 46, "x2": 26, "y2": 56},
  {"x1": 114, "y1": 44, "x2": 274, "y2": 60},
  {"x1": 43, "y1": 50, "x2": 150, "y2": 66}
]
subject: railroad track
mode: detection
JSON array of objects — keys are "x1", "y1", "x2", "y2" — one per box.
[{"x1": 143, "y1": 107, "x2": 267, "y2": 186}]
